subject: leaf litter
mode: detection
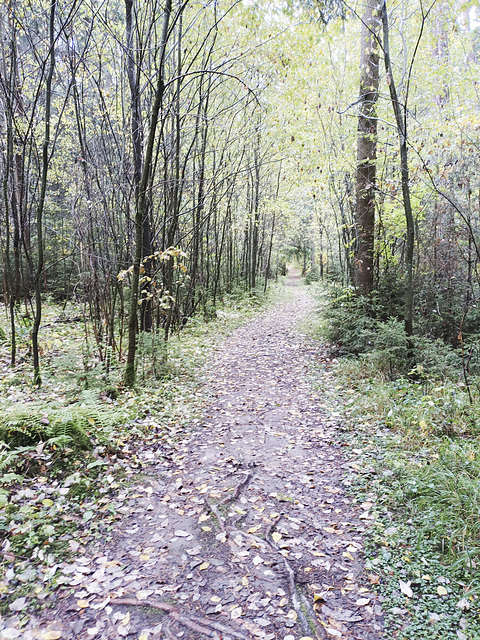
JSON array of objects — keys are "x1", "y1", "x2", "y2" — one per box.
[{"x1": 4, "y1": 275, "x2": 383, "y2": 639}]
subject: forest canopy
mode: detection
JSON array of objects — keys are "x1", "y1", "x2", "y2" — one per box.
[{"x1": 1, "y1": 0, "x2": 480, "y2": 382}]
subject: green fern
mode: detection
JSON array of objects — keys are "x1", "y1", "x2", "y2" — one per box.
[
  {"x1": 0, "y1": 444, "x2": 37, "y2": 474},
  {"x1": 0, "y1": 395, "x2": 123, "y2": 450}
]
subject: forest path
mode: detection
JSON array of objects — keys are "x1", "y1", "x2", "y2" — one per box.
[{"x1": 32, "y1": 273, "x2": 383, "y2": 640}]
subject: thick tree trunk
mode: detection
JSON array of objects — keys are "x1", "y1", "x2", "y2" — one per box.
[{"x1": 354, "y1": 0, "x2": 382, "y2": 295}]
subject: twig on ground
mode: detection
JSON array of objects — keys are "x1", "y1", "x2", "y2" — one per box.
[
  {"x1": 110, "y1": 597, "x2": 249, "y2": 640},
  {"x1": 199, "y1": 618, "x2": 249, "y2": 639},
  {"x1": 169, "y1": 611, "x2": 217, "y2": 636},
  {"x1": 1, "y1": 551, "x2": 29, "y2": 561}
]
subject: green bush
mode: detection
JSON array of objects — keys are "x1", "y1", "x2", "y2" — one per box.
[
  {"x1": 322, "y1": 288, "x2": 377, "y2": 355},
  {"x1": 304, "y1": 266, "x2": 321, "y2": 285},
  {"x1": 321, "y1": 285, "x2": 471, "y2": 381}
]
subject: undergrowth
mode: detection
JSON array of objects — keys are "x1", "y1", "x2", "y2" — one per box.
[{"x1": 310, "y1": 281, "x2": 480, "y2": 639}]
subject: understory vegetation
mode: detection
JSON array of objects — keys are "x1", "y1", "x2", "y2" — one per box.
[{"x1": 312, "y1": 281, "x2": 480, "y2": 639}]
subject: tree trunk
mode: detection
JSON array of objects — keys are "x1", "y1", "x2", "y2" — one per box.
[
  {"x1": 354, "y1": 0, "x2": 382, "y2": 295},
  {"x1": 32, "y1": 0, "x2": 56, "y2": 386},
  {"x1": 382, "y1": 0, "x2": 415, "y2": 336},
  {"x1": 125, "y1": 0, "x2": 177, "y2": 386}
]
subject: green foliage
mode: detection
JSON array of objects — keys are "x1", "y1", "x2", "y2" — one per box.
[
  {"x1": 320, "y1": 284, "x2": 469, "y2": 380},
  {"x1": 339, "y1": 391, "x2": 480, "y2": 638},
  {"x1": 332, "y1": 332, "x2": 480, "y2": 636},
  {"x1": 321, "y1": 286, "x2": 377, "y2": 355},
  {"x1": 0, "y1": 393, "x2": 123, "y2": 451},
  {"x1": 400, "y1": 440, "x2": 480, "y2": 567},
  {"x1": 304, "y1": 266, "x2": 321, "y2": 285}
]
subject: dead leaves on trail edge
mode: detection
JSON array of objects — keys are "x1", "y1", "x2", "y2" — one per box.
[{"x1": 10, "y1": 283, "x2": 383, "y2": 639}]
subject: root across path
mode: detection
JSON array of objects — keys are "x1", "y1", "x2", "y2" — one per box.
[{"x1": 27, "y1": 276, "x2": 383, "y2": 639}]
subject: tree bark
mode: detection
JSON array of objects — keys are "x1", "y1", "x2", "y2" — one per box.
[
  {"x1": 382, "y1": 0, "x2": 415, "y2": 336},
  {"x1": 32, "y1": 0, "x2": 56, "y2": 386},
  {"x1": 124, "y1": 0, "x2": 180, "y2": 386},
  {"x1": 354, "y1": 0, "x2": 382, "y2": 295}
]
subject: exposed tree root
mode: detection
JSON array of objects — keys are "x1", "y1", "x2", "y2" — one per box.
[
  {"x1": 266, "y1": 526, "x2": 319, "y2": 637},
  {"x1": 204, "y1": 499, "x2": 226, "y2": 533},
  {"x1": 110, "y1": 597, "x2": 249, "y2": 640},
  {"x1": 204, "y1": 468, "x2": 319, "y2": 637},
  {"x1": 217, "y1": 467, "x2": 254, "y2": 506},
  {"x1": 225, "y1": 514, "x2": 318, "y2": 637},
  {"x1": 204, "y1": 467, "x2": 254, "y2": 534}
]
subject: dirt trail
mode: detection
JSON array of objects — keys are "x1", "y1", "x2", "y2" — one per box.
[{"x1": 27, "y1": 274, "x2": 383, "y2": 640}]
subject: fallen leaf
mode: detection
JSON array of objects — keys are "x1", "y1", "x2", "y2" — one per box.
[
  {"x1": 399, "y1": 580, "x2": 413, "y2": 598},
  {"x1": 437, "y1": 586, "x2": 448, "y2": 596},
  {"x1": 199, "y1": 562, "x2": 210, "y2": 570},
  {"x1": 323, "y1": 527, "x2": 337, "y2": 534},
  {"x1": 231, "y1": 606, "x2": 242, "y2": 619},
  {"x1": 174, "y1": 530, "x2": 190, "y2": 537},
  {"x1": 272, "y1": 532, "x2": 282, "y2": 543},
  {"x1": 355, "y1": 598, "x2": 370, "y2": 606},
  {"x1": 8, "y1": 597, "x2": 27, "y2": 612},
  {"x1": 76, "y1": 599, "x2": 90, "y2": 609},
  {"x1": 456, "y1": 598, "x2": 470, "y2": 610},
  {"x1": 42, "y1": 632, "x2": 62, "y2": 640},
  {"x1": 324, "y1": 628, "x2": 342, "y2": 638}
]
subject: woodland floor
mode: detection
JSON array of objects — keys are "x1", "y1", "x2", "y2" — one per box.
[{"x1": 14, "y1": 273, "x2": 384, "y2": 640}]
